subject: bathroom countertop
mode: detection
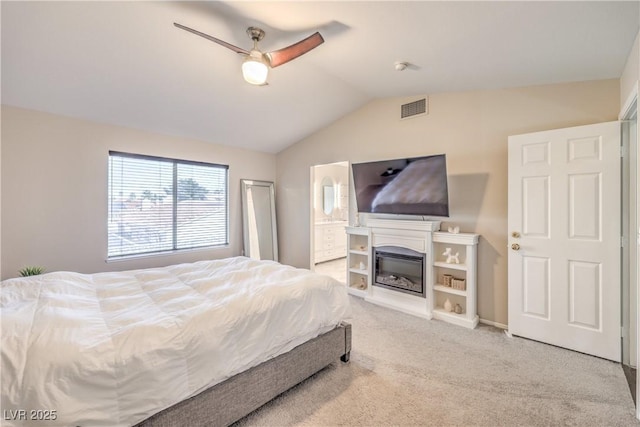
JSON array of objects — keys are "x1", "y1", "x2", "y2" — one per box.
[{"x1": 314, "y1": 220, "x2": 348, "y2": 226}]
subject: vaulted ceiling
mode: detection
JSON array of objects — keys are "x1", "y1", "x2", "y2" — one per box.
[{"x1": 2, "y1": 1, "x2": 638, "y2": 153}]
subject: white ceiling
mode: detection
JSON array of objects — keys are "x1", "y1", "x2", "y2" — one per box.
[{"x1": 2, "y1": 1, "x2": 638, "y2": 153}]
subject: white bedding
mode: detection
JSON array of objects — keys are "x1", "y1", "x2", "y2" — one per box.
[
  {"x1": 1, "y1": 257, "x2": 351, "y2": 426},
  {"x1": 371, "y1": 157, "x2": 448, "y2": 211}
]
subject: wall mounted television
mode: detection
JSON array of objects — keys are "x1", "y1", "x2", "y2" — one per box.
[{"x1": 352, "y1": 154, "x2": 449, "y2": 217}]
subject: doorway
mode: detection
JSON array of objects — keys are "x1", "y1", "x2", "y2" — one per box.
[
  {"x1": 508, "y1": 109, "x2": 639, "y2": 411},
  {"x1": 621, "y1": 98, "x2": 638, "y2": 405},
  {"x1": 310, "y1": 162, "x2": 349, "y2": 284},
  {"x1": 507, "y1": 122, "x2": 622, "y2": 361}
]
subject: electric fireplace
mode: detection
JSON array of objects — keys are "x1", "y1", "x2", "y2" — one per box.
[{"x1": 373, "y1": 246, "x2": 426, "y2": 298}]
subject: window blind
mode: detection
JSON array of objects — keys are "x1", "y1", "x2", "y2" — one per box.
[{"x1": 108, "y1": 151, "x2": 228, "y2": 258}]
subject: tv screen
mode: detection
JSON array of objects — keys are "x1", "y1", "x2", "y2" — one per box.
[{"x1": 352, "y1": 154, "x2": 449, "y2": 217}]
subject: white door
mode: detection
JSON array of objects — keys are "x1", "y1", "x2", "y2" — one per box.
[{"x1": 508, "y1": 121, "x2": 621, "y2": 362}]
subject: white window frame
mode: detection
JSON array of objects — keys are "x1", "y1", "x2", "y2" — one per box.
[{"x1": 107, "y1": 151, "x2": 229, "y2": 259}]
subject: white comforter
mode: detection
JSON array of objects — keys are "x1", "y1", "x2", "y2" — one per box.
[{"x1": 1, "y1": 257, "x2": 351, "y2": 426}]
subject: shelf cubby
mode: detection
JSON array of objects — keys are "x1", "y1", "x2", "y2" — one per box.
[
  {"x1": 345, "y1": 226, "x2": 371, "y2": 297},
  {"x1": 431, "y1": 231, "x2": 479, "y2": 329}
]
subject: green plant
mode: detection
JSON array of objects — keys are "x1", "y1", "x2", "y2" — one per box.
[{"x1": 18, "y1": 266, "x2": 45, "y2": 277}]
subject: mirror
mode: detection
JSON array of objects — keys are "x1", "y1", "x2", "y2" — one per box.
[
  {"x1": 321, "y1": 176, "x2": 335, "y2": 216},
  {"x1": 241, "y1": 179, "x2": 278, "y2": 261}
]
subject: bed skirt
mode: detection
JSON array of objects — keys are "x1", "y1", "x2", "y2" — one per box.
[{"x1": 136, "y1": 322, "x2": 352, "y2": 427}]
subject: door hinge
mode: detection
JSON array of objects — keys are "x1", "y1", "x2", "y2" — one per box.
[
  {"x1": 620, "y1": 146, "x2": 627, "y2": 158},
  {"x1": 621, "y1": 236, "x2": 627, "y2": 248}
]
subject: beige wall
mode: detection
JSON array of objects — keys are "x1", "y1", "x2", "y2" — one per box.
[
  {"x1": 276, "y1": 79, "x2": 620, "y2": 326},
  {"x1": 1, "y1": 106, "x2": 276, "y2": 280},
  {"x1": 621, "y1": 30, "x2": 639, "y2": 111},
  {"x1": 0, "y1": 107, "x2": 2, "y2": 280}
]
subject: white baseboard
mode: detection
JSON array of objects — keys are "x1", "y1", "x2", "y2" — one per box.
[{"x1": 479, "y1": 318, "x2": 508, "y2": 330}]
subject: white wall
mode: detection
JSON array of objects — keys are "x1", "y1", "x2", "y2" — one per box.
[
  {"x1": 1, "y1": 106, "x2": 276, "y2": 279},
  {"x1": 276, "y1": 79, "x2": 620, "y2": 326}
]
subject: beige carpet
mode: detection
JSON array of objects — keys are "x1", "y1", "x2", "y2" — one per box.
[{"x1": 235, "y1": 296, "x2": 639, "y2": 426}]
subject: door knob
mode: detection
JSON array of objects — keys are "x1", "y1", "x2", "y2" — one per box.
[{"x1": 511, "y1": 243, "x2": 520, "y2": 251}]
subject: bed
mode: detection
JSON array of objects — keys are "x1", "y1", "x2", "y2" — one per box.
[{"x1": 1, "y1": 256, "x2": 352, "y2": 426}]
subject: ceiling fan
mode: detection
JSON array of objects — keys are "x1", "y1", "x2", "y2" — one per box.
[{"x1": 174, "y1": 22, "x2": 324, "y2": 85}]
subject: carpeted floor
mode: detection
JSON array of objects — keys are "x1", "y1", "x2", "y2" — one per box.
[{"x1": 235, "y1": 296, "x2": 639, "y2": 426}]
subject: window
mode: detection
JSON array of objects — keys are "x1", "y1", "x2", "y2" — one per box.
[{"x1": 108, "y1": 151, "x2": 228, "y2": 258}]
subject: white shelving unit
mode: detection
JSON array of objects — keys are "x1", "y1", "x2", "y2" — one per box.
[
  {"x1": 345, "y1": 226, "x2": 371, "y2": 298},
  {"x1": 344, "y1": 221, "x2": 480, "y2": 330},
  {"x1": 431, "y1": 231, "x2": 480, "y2": 329}
]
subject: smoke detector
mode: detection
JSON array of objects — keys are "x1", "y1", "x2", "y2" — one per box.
[{"x1": 394, "y1": 61, "x2": 409, "y2": 71}]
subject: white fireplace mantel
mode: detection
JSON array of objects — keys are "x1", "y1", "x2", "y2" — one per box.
[
  {"x1": 345, "y1": 218, "x2": 480, "y2": 328},
  {"x1": 367, "y1": 218, "x2": 441, "y2": 232},
  {"x1": 367, "y1": 219, "x2": 440, "y2": 318}
]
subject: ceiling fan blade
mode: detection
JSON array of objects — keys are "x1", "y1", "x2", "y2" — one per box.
[
  {"x1": 265, "y1": 32, "x2": 324, "y2": 68},
  {"x1": 174, "y1": 23, "x2": 249, "y2": 55}
]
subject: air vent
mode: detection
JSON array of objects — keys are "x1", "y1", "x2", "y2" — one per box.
[{"x1": 401, "y1": 98, "x2": 428, "y2": 120}]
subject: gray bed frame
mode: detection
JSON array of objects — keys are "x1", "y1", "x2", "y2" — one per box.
[{"x1": 136, "y1": 322, "x2": 351, "y2": 427}]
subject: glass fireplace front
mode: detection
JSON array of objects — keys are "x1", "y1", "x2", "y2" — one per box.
[{"x1": 374, "y1": 246, "x2": 426, "y2": 298}]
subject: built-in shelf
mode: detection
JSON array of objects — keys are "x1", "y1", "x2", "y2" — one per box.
[
  {"x1": 432, "y1": 231, "x2": 479, "y2": 329},
  {"x1": 345, "y1": 221, "x2": 480, "y2": 329},
  {"x1": 347, "y1": 287, "x2": 368, "y2": 298},
  {"x1": 433, "y1": 284, "x2": 467, "y2": 297},
  {"x1": 433, "y1": 261, "x2": 467, "y2": 271},
  {"x1": 432, "y1": 307, "x2": 478, "y2": 329},
  {"x1": 345, "y1": 226, "x2": 371, "y2": 297},
  {"x1": 349, "y1": 249, "x2": 368, "y2": 256}
]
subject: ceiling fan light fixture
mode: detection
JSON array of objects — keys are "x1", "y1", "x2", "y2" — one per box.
[
  {"x1": 242, "y1": 50, "x2": 269, "y2": 85},
  {"x1": 175, "y1": 23, "x2": 324, "y2": 86}
]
